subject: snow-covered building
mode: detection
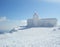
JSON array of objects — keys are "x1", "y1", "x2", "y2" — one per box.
[{"x1": 27, "y1": 13, "x2": 57, "y2": 27}]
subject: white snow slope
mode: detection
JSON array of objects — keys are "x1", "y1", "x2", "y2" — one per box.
[{"x1": 0, "y1": 27, "x2": 60, "y2": 47}]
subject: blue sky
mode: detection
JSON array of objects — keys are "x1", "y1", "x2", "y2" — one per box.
[{"x1": 0, "y1": 0, "x2": 60, "y2": 31}]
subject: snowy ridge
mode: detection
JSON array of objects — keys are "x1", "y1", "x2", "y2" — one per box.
[{"x1": 0, "y1": 27, "x2": 60, "y2": 47}]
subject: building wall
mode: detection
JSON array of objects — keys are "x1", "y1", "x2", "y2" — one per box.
[
  {"x1": 27, "y1": 19, "x2": 33, "y2": 27},
  {"x1": 27, "y1": 18, "x2": 57, "y2": 27},
  {"x1": 33, "y1": 19, "x2": 39, "y2": 27},
  {"x1": 38, "y1": 18, "x2": 57, "y2": 27}
]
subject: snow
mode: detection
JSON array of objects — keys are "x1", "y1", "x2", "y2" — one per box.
[{"x1": 0, "y1": 27, "x2": 60, "y2": 47}]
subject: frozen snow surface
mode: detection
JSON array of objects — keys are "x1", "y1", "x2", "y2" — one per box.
[{"x1": 0, "y1": 27, "x2": 60, "y2": 47}]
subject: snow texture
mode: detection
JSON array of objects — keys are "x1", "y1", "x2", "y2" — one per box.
[{"x1": 0, "y1": 27, "x2": 60, "y2": 47}]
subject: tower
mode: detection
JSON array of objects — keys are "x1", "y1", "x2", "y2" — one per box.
[
  {"x1": 33, "y1": 13, "x2": 39, "y2": 20},
  {"x1": 33, "y1": 13, "x2": 39, "y2": 27}
]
